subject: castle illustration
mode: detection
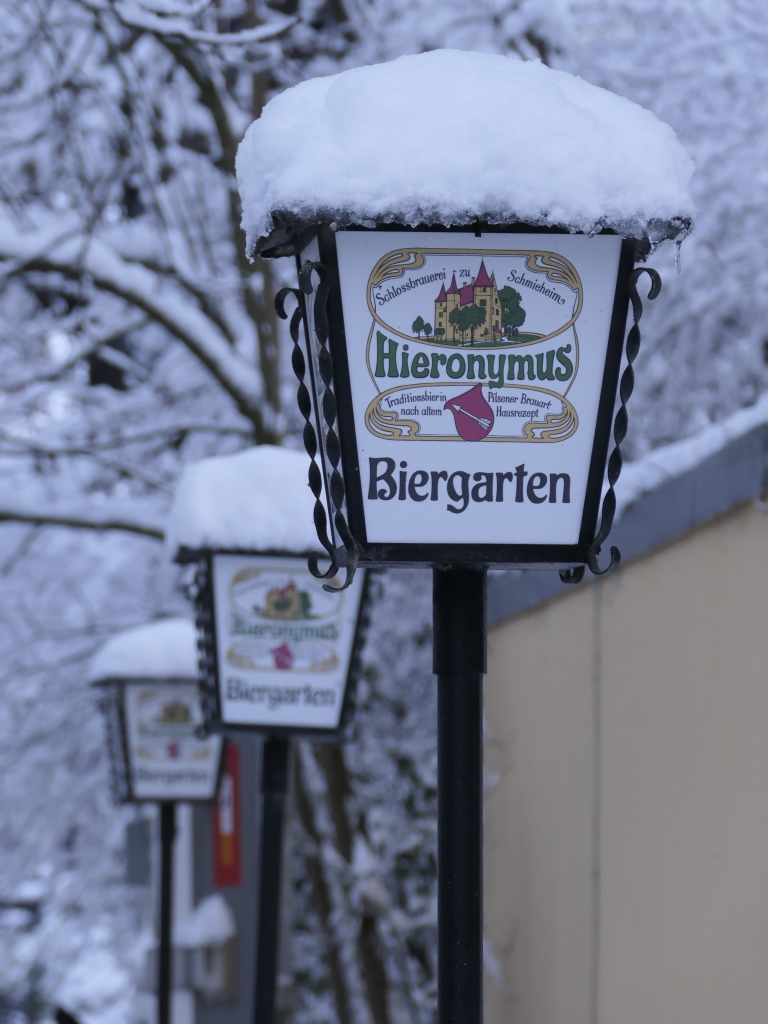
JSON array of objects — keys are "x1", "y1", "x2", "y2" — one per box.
[
  {"x1": 434, "y1": 259, "x2": 502, "y2": 342},
  {"x1": 264, "y1": 580, "x2": 312, "y2": 620}
]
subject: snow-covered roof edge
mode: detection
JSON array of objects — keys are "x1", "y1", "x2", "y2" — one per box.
[
  {"x1": 615, "y1": 390, "x2": 768, "y2": 519},
  {"x1": 489, "y1": 392, "x2": 768, "y2": 624}
]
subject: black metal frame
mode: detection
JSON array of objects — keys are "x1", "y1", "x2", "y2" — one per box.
[
  {"x1": 277, "y1": 222, "x2": 658, "y2": 581},
  {"x1": 184, "y1": 549, "x2": 372, "y2": 738},
  {"x1": 95, "y1": 677, "x2": 225, "y2": 804},
  {"x1": 98, "y1": 679, "x2": 132, "y2": 804},
  {"x1": 560, "y1": 265, "x2": 661, "y2": 584}
]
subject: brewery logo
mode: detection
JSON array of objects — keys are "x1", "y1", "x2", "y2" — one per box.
[
  {"x1": 133, "y1": 686, "x2": 212, "y2": 764},
  {"x1": 364, "y1": 249, "x2": 583, "y2": 443},
  {"x1": 226, "y1": 566, "x2": 345, "y2": 675},
  {"x1": 445, "y1": 384, "x2": 494, "y2": 441}
]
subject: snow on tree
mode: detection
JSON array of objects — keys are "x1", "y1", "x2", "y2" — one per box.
[
  {"x1": 0, "y1": 1, "x2": 306, "y2": 1018},
  {"x1": 560, "y1": 0, "x2": 768, "y2": 456}
]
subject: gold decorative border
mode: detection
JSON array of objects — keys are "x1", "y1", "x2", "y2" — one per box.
[
  {"x1": 364, "y1": 382, "x2": 578, "y2": 443},
  {"x1": 366, "y1": 248, "x2": 583, "y2": 347}
]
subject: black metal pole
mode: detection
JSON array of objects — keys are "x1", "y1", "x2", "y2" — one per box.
[
  {"x1": 158, "y1": 801, "x2": 176, "y2": 1024},
  {"x1": 433, "y1": 567, "x2": 486, "y2": 1024},
  {"x1": 254, "y1": 735, "x2": 290, "y2": 1024}
]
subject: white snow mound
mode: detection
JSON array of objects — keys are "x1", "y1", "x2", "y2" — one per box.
[
  {"x1": 237, "y1": 49, "x2": 694, "y2": 252},
  {"x1": 166, "y1": 445, "x2": 316, "y2": 555},
  {"x1": 88, "y1": 618, "x2": 198, "y2": 682},
  {"x1": 176, "y1": 894, "x2": 236, "y2": 948}
]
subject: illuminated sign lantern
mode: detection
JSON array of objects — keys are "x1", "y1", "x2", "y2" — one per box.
[
  {"x1": 91, "y1": 618, "x2": 223, "y2": 803},
  {"x1": 167, "y1": 446, "x2": 368, "y2": 736}
]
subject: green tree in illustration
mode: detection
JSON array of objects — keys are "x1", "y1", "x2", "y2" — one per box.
[
  {"x1": 423, "y1": 322, "x2": 433, "y2": 338},
  {"x1": 448, "y1": 306, "x2": 470, "y2": 343},
  {"x1": 464, "y1": 303, "x2": 487, "y2": 345},
  {"x1": 412, "y1": 315, "x2": 425, "y2": 338},
  {"x1": 499, "y1": 286, "x2": 527, "y2": 333},
  {"x1": 434, "y1": 327, "x2": 446, "y2": 341}
]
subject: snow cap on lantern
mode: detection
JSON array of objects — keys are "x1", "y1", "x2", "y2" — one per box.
[
  {"x1": 166, "y1": 445, "x2": 316, "y2": 559},
  {"x1": 88, "y1": 618, "x2": 198, "y2": 683},
  {"x1": 237, "y1": 49, "x2": 694, "y2": 256}
]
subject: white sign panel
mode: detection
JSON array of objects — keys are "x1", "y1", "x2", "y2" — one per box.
[
  {"x1": 212, "y1": 554, "x2": 365, "y2": 730},
  {"x1": 124, "y1": 683, "x2": 222, "y2": 801},
  {"x1": 333, "y1": 231, "x2": 623, "y2": 546}
]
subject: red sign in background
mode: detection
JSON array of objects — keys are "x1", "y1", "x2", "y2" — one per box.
[{"x1": 213, "y1": 742, "x2": 242, "y2": 887}]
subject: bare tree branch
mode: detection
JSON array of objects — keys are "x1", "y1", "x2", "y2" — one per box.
[
  {"x1": 0, "y1": 505, "x2": 165, "y2": 539},
  {"x1": 157, "y1": 37, "x2": 283, "y2": 410}
]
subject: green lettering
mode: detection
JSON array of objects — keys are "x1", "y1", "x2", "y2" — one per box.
[
  {"x1": 467, "y1": 354, "x2": 486, "y2": 380},
  {"x1": 536, "y1": 350, "x2": 556, "y2": 381},
  {"x1": 375, "y1": 331, "x2": 399, "y2": 378},
  {"x1": 411, "y1": 352, "x2": 429, "y2": 378},
  {"x1": 486, "y1": 354, "x2": 505, "y2": 386},
  {"x1": 555, "y1": 344, "x2": 573, "y2": 381},
  {"x1": 508, "y1": 354, "x2": 535, "y2": 381},
  {"x1": 400, "y1": 344, "x2": 410, "y2": 378},
  {"x1": 431, "y1": 353, "x2": 447, "y2": 378},
  {"x1": 446, "y1": 354, "x2": 466, "y2": 379}
]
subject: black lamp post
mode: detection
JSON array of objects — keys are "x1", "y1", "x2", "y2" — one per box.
[
  {"x1": 237, "y1": 49, "x2": 692, "y2": 1024},
  {"x1": 92, "y1": 620, "x2": 223, "y2": 1024},
  {"x1": 169, "y1": 446, "x2": 369, "y2": 1024}
]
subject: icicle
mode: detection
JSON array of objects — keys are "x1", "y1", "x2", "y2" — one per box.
[{"x1": 675, "y1": 238, "x2": 682, "y2": 274}]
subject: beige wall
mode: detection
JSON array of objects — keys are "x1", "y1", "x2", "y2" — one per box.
[{"x1": 485, "y1": 498, "x2": 768, "y2": 1024}]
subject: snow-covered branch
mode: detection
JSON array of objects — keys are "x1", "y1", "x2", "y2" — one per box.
[
  {"x1": 3, "y1": 317, "x2": 149, "y2": 391},
  {"x1": 0, "y1": 424, "x2": 254, "y2": 453},
  {"x1": 114, "y1": 2, "x2": 298, "y2": 45},
  {"x1": 0, "y1": 215, "x2": 272, "y2": 433}
]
